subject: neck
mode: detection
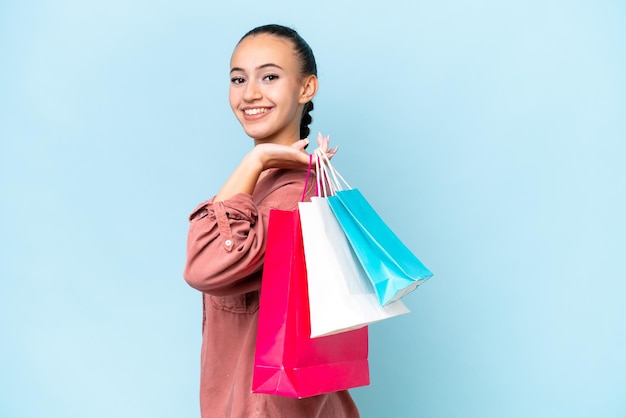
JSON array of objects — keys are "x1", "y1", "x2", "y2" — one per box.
[{"x1": 253, "y1": 125, "x2": 300, "y2": 147}]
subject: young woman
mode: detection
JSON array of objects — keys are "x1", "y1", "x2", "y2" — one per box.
[{"x1": 183, "y1": 24, "x2": 360, "y2": 417}]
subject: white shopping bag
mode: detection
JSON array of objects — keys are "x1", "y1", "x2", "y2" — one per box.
[{"x1": 299, "y1": 196, "x2": 410, "y2": 338}]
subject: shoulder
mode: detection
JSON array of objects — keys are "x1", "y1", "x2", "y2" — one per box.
[{"x1": 254, "y1": 168, "x2": 313, "y2": 210}]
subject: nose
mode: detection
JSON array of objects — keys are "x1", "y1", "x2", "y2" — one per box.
[{"x1": 243, "y1": 80, "x2": 262, "y2": 102}]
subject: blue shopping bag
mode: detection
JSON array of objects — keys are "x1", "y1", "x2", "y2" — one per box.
[{"x1": 316, "y1": 150, "x2": 433, "y2": 306}]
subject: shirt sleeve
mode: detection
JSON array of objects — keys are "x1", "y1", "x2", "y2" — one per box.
[
  {"x1": 183, "y1": 168, "x2": 317, "y2": 296},
  {"x1": 183, "y1": 192, "x2": 266, "y2": 296}
]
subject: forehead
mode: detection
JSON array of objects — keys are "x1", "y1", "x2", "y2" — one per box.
[{"x1": 230, "y1": 34, "x2": 298, "y2": 70}]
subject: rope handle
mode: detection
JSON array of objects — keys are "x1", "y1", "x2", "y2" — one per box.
[
  {"x1": 300, "y1": 154, "x2": 315, "y2": 202},
  {"x1": 314, "y1": 149, "x2": 352, "y2": 195},
  {"x1": 301, "y1": 148, "x2": 351, "y2": 200}
]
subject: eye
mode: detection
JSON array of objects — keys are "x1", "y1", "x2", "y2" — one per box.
[
  {"x1": 263, "y1": 74, "x2": 279, "y2": 82},
  {"x1": 230, "y1": 77, "x2": 245, "y2": 85}
]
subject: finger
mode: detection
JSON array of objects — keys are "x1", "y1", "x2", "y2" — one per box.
[
  {"x1": 316, "y1": 133, "x2": 330, "y2": 153},
  {"x1": 319, "y1": 144, "x2": 337, "y2": 156},
  {"x1": 315, "y1": 132, "x2": 324, "y2": 147},
  {"x1": 324, "y1": 135, "x2": 331, "y2": 152}
]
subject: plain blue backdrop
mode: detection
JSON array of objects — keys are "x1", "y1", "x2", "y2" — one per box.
[{"x1": 1, "y1": 1, "x2": 624, "y2": 417}]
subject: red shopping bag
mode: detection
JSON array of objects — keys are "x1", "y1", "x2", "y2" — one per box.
[{"x1": 252, "y1": 209, "x2": 370, "y2": 398}]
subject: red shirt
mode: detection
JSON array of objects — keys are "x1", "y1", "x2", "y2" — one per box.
[{"x1": 184, "y1": 168, "x2": 360, "y2": 418}]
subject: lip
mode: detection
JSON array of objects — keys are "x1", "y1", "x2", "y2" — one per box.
[{"x1": 241, "y1": 106, "x2": 273, "y2": 121}]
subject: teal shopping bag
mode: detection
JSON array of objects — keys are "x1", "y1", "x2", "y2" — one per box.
[
  {"x1": 327, "y1": 191, "x2": 432, "y2": 305},
  {"x1": 315, "y1": 150, "x2": 433, "y2": 306}
]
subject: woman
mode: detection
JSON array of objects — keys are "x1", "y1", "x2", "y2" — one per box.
[{"x1": 183, "y1": 24, "x2": 360, "y2": 417}]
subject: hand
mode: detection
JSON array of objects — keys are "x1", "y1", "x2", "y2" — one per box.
[
  {"x1": 214, "y1": 134, "x2": 338, "y2": 201},
  {"x1": 316, "y1": 132, "x2": 338, "y2": 159},
  {"x1": 253, "y1": 133, "x2": 338, "y2": 171},
  {"x1": 251, "y1": 142, "x2": 310, "y2": 171},
  {"x1": 291, "y1": 132, "x2": 338, "y2": 159}
]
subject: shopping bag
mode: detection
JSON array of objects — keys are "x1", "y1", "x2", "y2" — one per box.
[
  {"x1": 299, "y1": 185, "x2": 410, "y2": 337},
  {"x1": 252, "y1": 209, "x2": 370, "y2": 398},
  {"x1": 317, "y1": 151, "x2": 433, "y2": 306}
]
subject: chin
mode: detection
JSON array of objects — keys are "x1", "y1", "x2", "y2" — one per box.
[{"x1": 243, "y1": 126, "x2": 274, "y2": 141}]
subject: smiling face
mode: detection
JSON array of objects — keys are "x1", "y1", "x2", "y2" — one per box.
[{"x1": 229, "y1": 34, "x2": 317, "y2": 145}]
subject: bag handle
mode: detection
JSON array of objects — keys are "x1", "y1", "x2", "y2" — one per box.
[
  {"x1": 300, "y1": 154, "x2": 315, "y2": 202},
  {"x1": 315, "y1": 151, "x2": 330, "y2": 197},
  {"x1": 315, "y1": 151, "x2": 340, "y2": 198},
  {"x1": 315, "y1": 149, "x2": 352, "y2": 194}
]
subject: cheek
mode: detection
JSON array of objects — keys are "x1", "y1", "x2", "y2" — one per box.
[{"x1": 228, "y1": 89, "x2": 239, "y2": 113}]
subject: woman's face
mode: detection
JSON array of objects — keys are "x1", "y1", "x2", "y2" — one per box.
[{"x1": 229, "y1": 34, "x2": 315, "y2": 144}]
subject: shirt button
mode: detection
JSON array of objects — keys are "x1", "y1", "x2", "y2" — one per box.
[{"x1": 225, "y1": 239, "x2": 233, "y2": 247}]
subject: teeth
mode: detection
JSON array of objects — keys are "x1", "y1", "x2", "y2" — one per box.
[{"x1": 244, "y1": 108, "x2": 268, "y2": 115}]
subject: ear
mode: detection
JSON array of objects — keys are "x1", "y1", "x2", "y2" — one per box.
[{"x1": 298, "y1": 74, "x2": 318, "y2": 104}]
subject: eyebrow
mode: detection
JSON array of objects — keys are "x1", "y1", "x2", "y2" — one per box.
[{"x1": 230, "y1": 63, "x2": 283, "y2": 74}]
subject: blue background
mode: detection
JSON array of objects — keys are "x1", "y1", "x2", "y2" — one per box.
[{"x1": 1, "y1": 1, "x2": 624, "y2": 417}]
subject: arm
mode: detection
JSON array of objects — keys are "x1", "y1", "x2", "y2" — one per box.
[
  {"x1": 183, "y1": 135, "x2": 333, "y2": 295},
  {"x1": 214, "y1": 140, "x2": 311, "y2": 202},
  {"x1": 183, "y1": 172, "x2": 317, "y2": 295},
  {"x1": 214, "y1": 134, "x2": 335, "y2": 201},
  {"x1": 183, "y1": 193, "x2": 266, "y2": 295}
]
